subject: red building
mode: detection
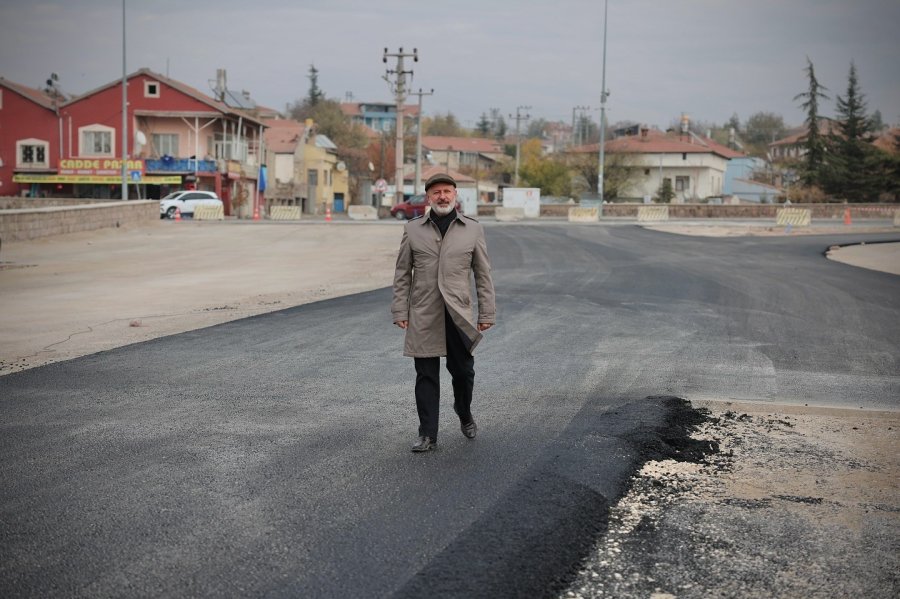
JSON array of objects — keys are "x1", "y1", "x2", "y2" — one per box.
[
  {"x1": 0, "y1": 77, "x2": 63, "y2": 197},
  {"x1": 1, "y1": 69, "x2": 266, "y2": 216}
]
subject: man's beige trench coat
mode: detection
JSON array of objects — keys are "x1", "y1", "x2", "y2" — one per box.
[{"x1": 391, "y1": 212, "x2": 496, "y2": 358}]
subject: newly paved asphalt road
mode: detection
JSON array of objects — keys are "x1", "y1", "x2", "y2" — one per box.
[{"x1": 2, "y1": 225, "x2": 898, "y2": 597}]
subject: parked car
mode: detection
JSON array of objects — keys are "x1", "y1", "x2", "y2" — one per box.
[
  {"x1": 390, "y1": 194, "x2": 463, "y2": 220},
  {"x1": 159, "y1": 190, "x2": 223, "y2": 219}
]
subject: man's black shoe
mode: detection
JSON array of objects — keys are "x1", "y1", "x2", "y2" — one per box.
[
  {"x1": 412, "y1": 436, "x2": 436, "y2": 452},
  {"x1": 461, "y1": 419, "x2": 477, "y2": 439}
]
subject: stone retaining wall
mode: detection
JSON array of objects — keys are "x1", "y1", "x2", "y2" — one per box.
[
  {"x1": 0, "y1": 200, "x2": 159, "y2": 242},
  {"x1": 475, "y1": 203, "x2": 897, "y2": 219}
]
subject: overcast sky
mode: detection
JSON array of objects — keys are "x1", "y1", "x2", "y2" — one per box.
[{"x1": 1, "y1": 0, "x2": 898, "y2": 132}]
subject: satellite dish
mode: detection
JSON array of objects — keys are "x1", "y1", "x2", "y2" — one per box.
[
  {"x1": 336, "y1": 161, "x2": 346, "y2": 172},
  {"x1": 135, "y1": 130, "x2": 147, "y2": 145},
  {"x1": 368, "y1": 161, "x2": 375, "y2": 172}
]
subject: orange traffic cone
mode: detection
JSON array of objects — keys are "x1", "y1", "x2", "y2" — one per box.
[
  {"x1": 843, "y1": 207, "x2": 852, "y2": 225},
  {"x1": 175, "y1": 208, "x2": 182, "y2": 221},
  {"x1": 253, "y1": 204, "x2": 260, "y2": 221},
  {"x1": 325, "y1": 205, "x2": 332, "y2": 222}
]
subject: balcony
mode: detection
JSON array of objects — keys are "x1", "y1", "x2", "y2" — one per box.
[{"x1": 145, "y1": 157, "x2": 217, "y2": 173}]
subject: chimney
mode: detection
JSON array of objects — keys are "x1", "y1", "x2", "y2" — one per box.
[
  {"x1": 680, "y1": 113, "x2": 690, "y2": 141},
  {"x1": 640, "y1": 124, "x2": 649, "y2": 139},
  {"x1": 216, "y1": 69, "x2": 227, "y2": 102}
]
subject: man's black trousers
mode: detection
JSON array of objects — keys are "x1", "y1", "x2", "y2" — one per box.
[{"x1": 414, "y1": 309, "x2": 475, "y2": 441}]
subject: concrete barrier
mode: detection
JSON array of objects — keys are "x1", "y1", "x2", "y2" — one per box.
[
  {"x1": 637, "y1": 205, "x2": 669, "y2": 222},
  {"x1": 568, "y1": 207, "x2": 599, "y2": 223},
  {"x1": 495, "y1": 207, "x2": 526, "y2": 222},
  {"x1": 269, "y1": 205, "x2": 302, "y2": 220},
  {"x1": 776, "y1": 207, "x2": 811, "y2": 227},
  {"x1": 348, "y1": 205, "x2": 378, "y2": 221},
  {"x1": 193, "y1": 204, "x2": 225, "y2": 220},
  {"x1": 0, "y1": 200, "x2": 158, "y2": 242}
]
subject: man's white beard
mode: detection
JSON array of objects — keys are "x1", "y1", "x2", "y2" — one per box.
[{"x1": 431, "y1": 203, "x2": 454, "y2": 216}]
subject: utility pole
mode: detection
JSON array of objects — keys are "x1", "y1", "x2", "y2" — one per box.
[
  {"x1": 121, "y1": 0, "x2": 128, "y2": 201},
  {"x1": 571, "y1": 105, "x2": 590, "y2": 146},
  {"x1": 383, "y1": 47, "x2": 417, "y2": 204},
  {"x1": 510, "y1": 105, "x2": 531, "y2": 186},
  {"x1": 597, "y1": 0, "x2": 610, "y2": 200},
  {"x1": 411, "y1": 87, "x2": 433, "y2": 195}
]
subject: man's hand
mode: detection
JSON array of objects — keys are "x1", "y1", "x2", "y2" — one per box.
[
  {"x1": 395, "y1": 320, "x2": 408, "y2": 329},
  {"x1": 477, "y1": 322, "x2": 493, "y2": 332}
]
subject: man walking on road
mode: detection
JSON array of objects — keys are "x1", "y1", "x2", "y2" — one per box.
[{"x1": 392, "y1": 173, "x2": 496, "y2": 452}]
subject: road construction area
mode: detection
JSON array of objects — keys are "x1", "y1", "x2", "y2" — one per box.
[{"x1": 1, "y1": 218, "x2": 897, "y2": 598}]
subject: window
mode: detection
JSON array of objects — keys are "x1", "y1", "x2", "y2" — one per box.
[
  {"x1": 79, "y1": 125, "x2": 114, "y2": 157},
  {"x1": 212, "y1": 133, "x2": 247, "y2": 161},
  {"x1": 152, "y1": 133, "x2": 179, "y2": 157},
  {"x1": 308, "y1": 169, "x2": 318, "y2": 186},
  {"x1": 144, "y1": 81, "x2": 160, "y2": 98},
  {"x1": 16, "y1": 139, "x2": 49, "y2": 168},
  {"x1": 675, "y1": 176, "x2": 690, "y2": 192}
]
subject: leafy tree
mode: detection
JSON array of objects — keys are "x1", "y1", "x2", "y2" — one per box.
[
  {"x1": 526, "y1": 118, "x2": 549, "y2": 139},
  {"x1": 519, "y1": 139, "x2": 572, "y2": 196},
  {"x1": 793, "y1": 57, "x2": 830, "y2": 186},
  {"x1": 423, "y1": 112, "x2": 465, "y2": 136},
  {"x1": 742, "y1": 111, "x2": 787, "y2": 155},
  {"x1": 565, "y1": 149, "x2": 640, "y2": 198},
  {"x1": 725, "y1": 113, "x2": 741, "y2": 134},
  {"x1": 826, "y1": 62, "x2": 877, "y2": 201}
]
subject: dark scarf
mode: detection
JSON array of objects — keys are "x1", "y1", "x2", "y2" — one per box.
[{"x1": 429, "y1": 208, "x2": 457, "y2": 237}]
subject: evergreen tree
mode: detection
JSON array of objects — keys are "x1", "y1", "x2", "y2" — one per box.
[
  {"x1": 307, "y1": 64, "x2": 324, "y2": 107},
  {"x1": 793, "y1": 58, "x2": 829, "y2": 186},
  {"x1": 476, "y1": 113, "x2": 492, "y2": 136},
  {"x1": 827, "y1": 62, "x2": 876, "y2": 201}
]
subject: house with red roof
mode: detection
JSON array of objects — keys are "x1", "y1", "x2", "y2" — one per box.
[
  {"x1": 2, "y1": 68, "x2": 267, "y2": 216},
  {"x1": 570, "y1": 126, "x2": 739, "y2": 201},
  {"x1": 420, "y1": 136, "x2": 506, "y2": 174},
  {"x1": 263, "y1": 118, "x2": 347, "y2": 214}
]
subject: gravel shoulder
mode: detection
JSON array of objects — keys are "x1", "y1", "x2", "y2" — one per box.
[{"x1": 563, "y1": 400, "x2": 899, "y2": 599}]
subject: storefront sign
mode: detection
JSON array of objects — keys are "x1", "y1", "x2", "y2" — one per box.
[
  {"x1": 58, "y1": 159, "x2": 146, "y2": 176},
  {"x1": 14, "y1": 174, "x2": 180, "y2": 184}
]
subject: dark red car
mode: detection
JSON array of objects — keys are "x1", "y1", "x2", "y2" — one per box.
[{"x1": 390, "y1": 194, "x2": 463, "y2": 220}]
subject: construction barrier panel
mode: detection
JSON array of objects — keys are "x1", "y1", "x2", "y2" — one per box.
[
  {"x1": 568, "y1": 207, "x2": 600, "y2": 223},
  {"x1": 348, "y1": 205, "x2": 378, "y2": 221},
  {"x1": 776, "y1": 207, "x2": 811, "y2": 227},
  {"x1": 193, "y1": 204, "x2": 225, "y2": 220},
  {"x1": 495, "y1": 207, "x2": 526, "y2": 222},
  {"x1": 269, "y1": 206, "x2": 302, "y2": 221},
  {"x1": 637, "y1": 205, "x2": 669, "y2": 222}
]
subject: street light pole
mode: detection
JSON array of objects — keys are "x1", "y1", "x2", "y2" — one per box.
[
  {"x1": 597, "y1": 0, "x2": 610, "y2": 201},
  {"x1": 121, "y1": 0, "x2": 128, "y2": 201}
]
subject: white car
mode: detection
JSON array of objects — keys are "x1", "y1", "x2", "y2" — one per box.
[{"x1": 159, "y1": 190, "x2": 223, "y2": 219}]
